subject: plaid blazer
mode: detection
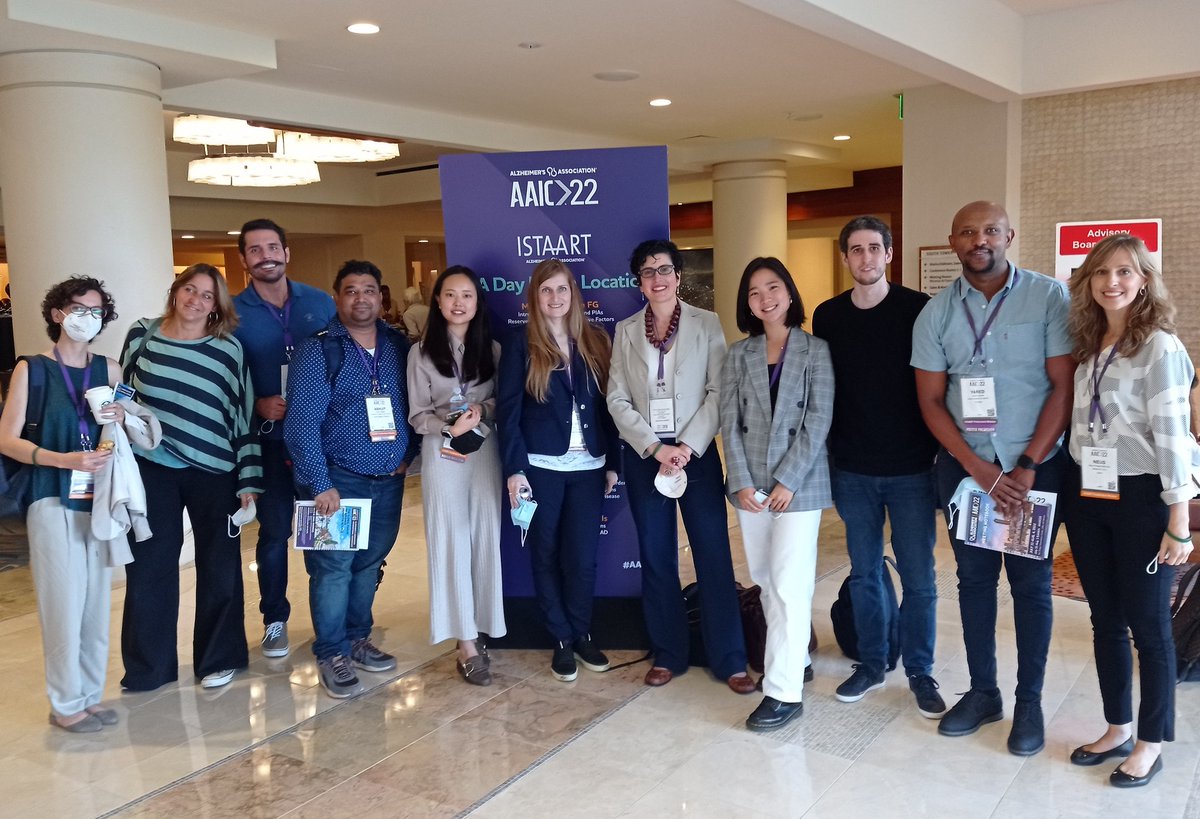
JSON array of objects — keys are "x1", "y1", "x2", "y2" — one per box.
[{"x1": 720, "y1": 328, "x2": 834, "y2": 512}]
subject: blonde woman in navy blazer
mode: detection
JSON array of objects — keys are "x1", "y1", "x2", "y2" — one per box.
[
  {"x1": 498, "y1": 259, "x2": 621, "y2": 683},
  {"x1": 721, "y1": 256, "x2": 834, "y2": 731},
  {"x1": 607, "y1": 239, "x2": 754, "y2": 694}
]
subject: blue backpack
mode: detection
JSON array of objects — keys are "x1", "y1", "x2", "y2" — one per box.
[{"x1": 0, "y1": 356, "x2": 48, "y2": 518}]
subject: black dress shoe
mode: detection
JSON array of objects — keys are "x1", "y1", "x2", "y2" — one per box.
[
  {"x1": 1070, "y1": 737, "x2": 1135, "y2": 766},
  {"x1": 746, "y1": 696, "x2": 803, "y2": 731},
  {"x1": 1007, "y1": 701, "x2": 1044, "y2": 756},
  {"x1": 1110, "y1": 755, "x2": 1162, "y2": 788}
]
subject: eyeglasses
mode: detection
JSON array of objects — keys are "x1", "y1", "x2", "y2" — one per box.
[
  {"x1": 638, "y1": 264, "x2": 676, "y2": 280},
  {"x1": 65, "y1": 305, "x2": 106, "y2": 319}
]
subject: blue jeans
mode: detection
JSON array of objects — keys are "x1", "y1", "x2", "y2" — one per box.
[
  {"x1": 624, "y1": 444, "x2": 747, "y2": 679},
  {"x1": 255, "y1": 438, "x2": 296, "y2": 626},
  {"x1": 303, "y1": 464, "x2": 404, "y2": 661},
  {"x1": 935, "y1": 448, "x2": 1067, "y2": 702},
  {"x1": 832, "y1": 467, "x2": 938, "y2": 676}
]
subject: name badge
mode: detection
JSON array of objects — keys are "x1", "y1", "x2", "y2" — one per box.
[
  {"x1": 1080, "y1": 446, "x2": 1120, "y2": 500},
  {"x1": 365, "y1": 395, "x2": 397, "y2": 442},
  {"x1": 961, "y1": 377, "x2": 998, "y2": 432},
  {"x1": 649, "y1": 397, "x2": 676, "y2": 434},
  {"x1": 68, "y1": 469, "x2": 95, "y2": 500}
]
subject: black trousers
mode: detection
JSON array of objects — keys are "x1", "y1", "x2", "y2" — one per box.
[
  {"x1": 1064, "y1": 468, "x2": 1176, "y2": 742},
  {"x1": 121, "y1": 458, "x2": 249, "y2": 690},
  {"x1": 525, "y1": 465, "x2": 606, "y2": 643}
]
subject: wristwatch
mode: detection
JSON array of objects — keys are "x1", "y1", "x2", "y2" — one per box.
[{"x1": 1016, "y1": 454, "x2": 1038, "y2": 472}]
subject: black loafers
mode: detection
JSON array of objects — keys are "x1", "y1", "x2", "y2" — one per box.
[
  {"x1": 746, "y1": 696, "x2": 803, "y2": 731},
  {"x1": 1111, "y1": 755, "x2": 1163, "y2": 788},
  {"x1": 1070, "y1": 737, "x2": 1134, "y2": 766}
]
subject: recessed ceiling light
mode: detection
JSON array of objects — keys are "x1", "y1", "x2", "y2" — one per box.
[
  {"x1": 518, "y1": 42, "x2": 542, "y2": 49},
  {"x1": 417, "y1": 239, "x2": 430, "y2": 243},
  {"x1": 347, "y1": 22, "x2": 380, "y2": 35},
  {"x1": 594, "y1": 70, "x2": 639, "y2": 82},
  {"x1": 227, "y1": 230, "x2": 240, "y2": 235},
  {"x1": 833, "y1": 134, "x2": 851, "y2": 141},
  {"x1": 675, "y1": 202, "x2": 683, "y2": 206},
  {"x1": 649, "y1": 98, "x2": 672, "y2": 107},
  {"x1": 181, "y1": 234, "x2": 195, "y2": 239}
]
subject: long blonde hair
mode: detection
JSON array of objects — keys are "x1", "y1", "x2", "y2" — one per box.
[
  {"x1": 1067, "y1": 233, "x2": 1175, "y2": 361},
  {"x1": 525, "y1": 259, "x2": 611, "y2": 402}
]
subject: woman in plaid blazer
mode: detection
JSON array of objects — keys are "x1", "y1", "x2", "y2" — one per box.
[{"x1": 720, "y1": 256, "x2": 834, "y2": 731}]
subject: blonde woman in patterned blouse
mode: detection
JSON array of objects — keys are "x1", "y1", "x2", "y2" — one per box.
[{"x1": 1064, "y1": 233, "x2": 1194, "y2": 788}]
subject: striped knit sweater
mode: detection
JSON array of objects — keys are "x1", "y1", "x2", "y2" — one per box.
[{"x1": 120, "y1": 318, "x2": 263, "y2": 494}]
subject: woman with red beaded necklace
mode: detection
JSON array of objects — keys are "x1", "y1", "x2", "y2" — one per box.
[{"x1": 607, "y1": 239, "x2": 753, "y2": 694}]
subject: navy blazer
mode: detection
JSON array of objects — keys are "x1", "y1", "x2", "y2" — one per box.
[{"x1": 497, "y1": 330, "x2": 621, "y2": 478}]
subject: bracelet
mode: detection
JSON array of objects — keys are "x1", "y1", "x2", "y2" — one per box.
[
  {"x1": 1166, "y1": 530, "x2": 1193, "y2": 544},
  {"x1": 31, "y1": 446, "x2": 41, "y2": 466},
  {"x1": 987, "y1": 472, "x2": 1003, "y2": 494},
  {"x1": 650, "y1": 443, "x2": 663, "y2": 458}
]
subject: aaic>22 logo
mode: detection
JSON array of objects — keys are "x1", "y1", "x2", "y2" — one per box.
[{"x1": 510, "y1": 177, "x2": 599, "y2": 208}]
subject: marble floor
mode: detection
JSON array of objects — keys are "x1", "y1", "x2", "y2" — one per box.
[{"x1": 1, "y1": 476, "x2": 1199, "y2": 818}]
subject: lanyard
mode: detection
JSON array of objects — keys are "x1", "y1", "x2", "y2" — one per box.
[
  {"x1": 961, "y1": 270, "x2": 1017, "y2": 365},
  {"x1": 267, "y1": 297, "x2": 294, "y2": 357},
  {"x1": 768, "y1": 333, "x2": 790, "y2": 390},
  {"x1": 654, "y1": 326, "x2": 677, "y2": 383},
  {"x1": 352, "y1": 339, "x2": 382, "y2": 395},
  {"x1": 450, "y1": 356, "x2": 470, "y2": 402},
  {"x1": 52, "y1": 348, "x2": 94, "y2": 450},
  {"x1": 1088, "y1": 344, "x2": 1121, "y2": 435}
]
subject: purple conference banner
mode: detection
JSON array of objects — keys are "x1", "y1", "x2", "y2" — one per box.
[{"x1": 439, "y1": 146, "x2": 669, "y2": 599}]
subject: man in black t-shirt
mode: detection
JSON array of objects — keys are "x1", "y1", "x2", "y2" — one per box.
[{"x1": 812, "y1": 216, "x2": 943, "y2": 719}]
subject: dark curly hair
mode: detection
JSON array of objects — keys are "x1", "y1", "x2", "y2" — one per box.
[{"x1": 41, "y1": 276, "x2": 118, "y2": 342}]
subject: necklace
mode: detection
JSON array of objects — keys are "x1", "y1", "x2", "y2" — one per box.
[{"x1": 645, "y1": 302, "x2": 681, "y2": 389}]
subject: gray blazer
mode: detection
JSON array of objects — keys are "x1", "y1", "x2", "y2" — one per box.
[
  {"x1": 720, "y1": 328, "x2": 834, "y2": 512},
  {"x1": 607, "y1": 301, "x2": 726, "y2": 458}
]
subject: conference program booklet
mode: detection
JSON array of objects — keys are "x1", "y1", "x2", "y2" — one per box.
[
  {"x1": 292, "y1": 499, "x2": 372, "y2": 551},
  {"x1": 955, "y1": 484, "x2": 1057, "y2": 560}
]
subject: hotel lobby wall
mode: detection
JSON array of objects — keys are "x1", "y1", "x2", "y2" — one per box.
[{"x1": 1020, "y1": 77, "x2": 1200, "y2": 358}]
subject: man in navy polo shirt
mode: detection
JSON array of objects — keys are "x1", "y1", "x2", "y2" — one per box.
[{"x1": 233, "y1": 218, "x2": 335, "y2": 659}]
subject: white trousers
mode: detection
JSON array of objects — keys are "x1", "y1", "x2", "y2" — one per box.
[
  {"x1": 27, "y1": 497, "x2": 112, "y2": 716},
  {"x1": 737, "y1": 507, "x2": 821, "y2": 703}
]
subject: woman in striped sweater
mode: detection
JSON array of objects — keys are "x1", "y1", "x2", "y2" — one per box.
[{"x1": 119, "y1": 264, "x2": 263, "y2": 692}]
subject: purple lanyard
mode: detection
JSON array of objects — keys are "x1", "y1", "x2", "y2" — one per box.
[
  {"x1": 267, "y1": 297, "x2": 293, "y2": 357},
  {"x1": 654, "y1": 327, "x2": 678, "y2": 383},
  {"x1": 961, "y1": 270, "x2": 1017, "y2": 365},
  {"x1": 1088, "y1": 344, "x2": 1120, "y2": 434},
  {"x1": 352, "y1": 340, "x2": 382, "y2": 395},
  {"x1": 768, "y1": 333, "x2": 790, "y2": 390},
  {"x1": 53, "y1": 348, "x2": 93, "y2": 451},
  {"x1": 450, "y1": 356, "x2": 469, "y2": 400}
]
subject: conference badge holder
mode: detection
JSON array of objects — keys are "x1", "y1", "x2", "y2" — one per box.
[
  {"x1": 1080, "y1": 447, "x2": 1120, "y2": 500},
  {"x1": 366, "y1": 394, "x2": 397, "y2": 442},
  {"x1": 961, "y1": 377, "x2": 998, "y2": 433}
]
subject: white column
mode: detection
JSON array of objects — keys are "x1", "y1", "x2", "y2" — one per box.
[
  {"x1": 711, "y1": 160, "x2": 788, "y2": 341},
  {"x1": 0, "y1": 50, "x2": 174, "y2": 361}
]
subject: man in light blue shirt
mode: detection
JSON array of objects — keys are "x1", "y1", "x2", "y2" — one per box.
[{"x1": 912, "y1": 201, "x2": 1073, "y2": 757}]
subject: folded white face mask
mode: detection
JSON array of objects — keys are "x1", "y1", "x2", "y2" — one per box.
[
  {"x1": 654, "y1": 468, "x2": 688, "y2": 498},
  {"x1": 228, "y1": 499, "x2": 257, "y2": 539}
]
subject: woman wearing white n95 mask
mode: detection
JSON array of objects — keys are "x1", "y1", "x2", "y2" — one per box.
[{"x1": 0, "y1": 277, "x2": 129, "y2": 732}]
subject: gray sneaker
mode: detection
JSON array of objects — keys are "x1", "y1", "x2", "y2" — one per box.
[
  {"x1": 350, "y1": 637, "x2": 397, "y2": 672},
  {"x1": 261, "y1": 621, "x2": 289, "y2": 658},
  {"x1": 317, "y1": 654, "x2": 361, "y2": 698}
]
